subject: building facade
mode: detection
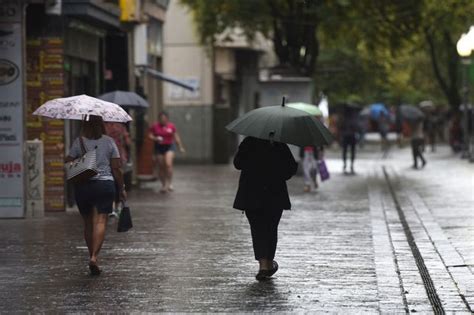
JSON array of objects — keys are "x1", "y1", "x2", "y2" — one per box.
[
  {"x1": 162, "y1": 1, "x2": 271, "y2": 164},
  {"x1": 0, "y1": 0, "x2": 170, "y2": 217}
]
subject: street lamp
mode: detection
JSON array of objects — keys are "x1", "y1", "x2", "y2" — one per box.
[
  {"x1": 466, "y1": 26, "x2": 474, "y2": 49},
  {"x1": 457, "y1": 33, "x2": 472, "y2": 57},
  {"x1": 456, "y1": 30, "x2": 473, "y2": 160}
]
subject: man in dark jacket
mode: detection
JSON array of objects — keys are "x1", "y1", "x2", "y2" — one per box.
[
  {"x1": 233, "y1": 136, "x2": 298, "y2": 281},
  {"x1": 338, "y1": 106, "x2": 360, "y2": 173}
]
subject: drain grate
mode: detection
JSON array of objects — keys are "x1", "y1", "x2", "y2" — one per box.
[{"x1": 383, "y1": 167, "x2": 445, "y2": 314}]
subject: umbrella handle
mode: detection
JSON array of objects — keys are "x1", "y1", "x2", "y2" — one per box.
[{"x1": 269, "y1": 131, "x2": 275, "y2": 144}]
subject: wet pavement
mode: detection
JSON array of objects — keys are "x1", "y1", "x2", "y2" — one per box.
[{"x1": 0, "y1": 144, "x2": 472, "y2": 313}]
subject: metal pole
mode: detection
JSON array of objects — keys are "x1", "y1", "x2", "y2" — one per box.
[
  {"x1": 470, "y1": 105, "x2": 474, "y2": 162},
  {"x1": 469, "y1": 59, "x2": 474, "y2": 163},
  {"x1": 461, "y1": 59, "x2": 470, "y2": 159},
  {"x1": 129, "y1": 108, "x2": 138, "y2": 186}
]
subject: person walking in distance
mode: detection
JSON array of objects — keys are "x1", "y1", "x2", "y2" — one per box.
[
  {"x1": 411, "y1": 120, "x2": 427, "y2": 169},
  {"x1": 338, "y1": 106, "x2": 359, "y2": 174},
  {"x1": 378, "y1": 113, "x2": 390, "y2": 158},
  {"x1": 65, "y1": 115, "x2": 126, "y2": 275},
  {"x1": 148, "y1": 111, "x2": 185, "y2": 193},
  {"x1": 299, "y1": 145, "x2": 321, "y2": 192},
  {"x1": 233, "y1": 136, "x2": 298, "y2": 281},
  {"x1": 424, "y1": 112, "x2": 437, "y2": 152}
]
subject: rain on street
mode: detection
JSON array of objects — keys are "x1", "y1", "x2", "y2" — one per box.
[{"x1": 1, "y1": 145, "x2": 472, "y2": 313}]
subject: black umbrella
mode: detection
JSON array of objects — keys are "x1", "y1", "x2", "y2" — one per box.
[
  {"x1": 400, "y1": 104, "x2": 425, "y2": 122},
  {"x1": 98, "y1": 90, "x2": 149, "y2": 108},
  {"x1": 344, "y1": 103, "x2": 362, "y2": 111}
]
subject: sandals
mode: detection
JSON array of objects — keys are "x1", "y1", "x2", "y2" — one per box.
[
  {"x1": 89, "y1": 261, "x2": 101, "y2": 276},
  {"x1": 255, "y1": 261, "x2": 279, "y2": 281}
]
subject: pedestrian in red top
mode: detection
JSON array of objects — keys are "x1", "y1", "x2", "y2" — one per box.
[
  {"x1": 105, "y1": 122, "x2": 131, "y2": 217},
  {"x1": 105, "y1": 122, "x2": 131, "y2": 165},
  {"x1": 148, "y1": 111, "x2": 185, "y2": 193}
]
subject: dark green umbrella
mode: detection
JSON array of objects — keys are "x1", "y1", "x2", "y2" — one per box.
[
  {"x1": 286, "y1": 102, "x2": 323, "y2": 116},
  {"x1": 226, "y1": 99, "x2": 333, "y2": 146}
]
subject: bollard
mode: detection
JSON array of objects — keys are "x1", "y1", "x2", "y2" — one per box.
[{"x1": 26, "y1": 140, "x2": 44, "y2": 218}]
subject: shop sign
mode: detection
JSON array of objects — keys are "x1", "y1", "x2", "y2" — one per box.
[
  {"x1": 120, "y1": 0, "x2": 139, "y2": 22},
  {"x1": 0, "y1": 59, "x2": 19, "y2": 84},
  {"x1": 0, "y1": 0, "x2": 24, "y2": 218}
]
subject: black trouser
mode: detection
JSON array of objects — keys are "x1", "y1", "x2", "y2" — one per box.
[
  {"x1": 245, "y1": 208, "x2": 283, "y2": 261},
  {"x1": 342, "y1": 135, "x2": 356, "y2": 166},
  {"x1": 411, "y1": 138, "x2": 426, "y2": 167}
]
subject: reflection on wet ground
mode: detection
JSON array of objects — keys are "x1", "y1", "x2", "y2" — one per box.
[{"x1": 0, "y1": 146, "x2": 472, "y2": 312}]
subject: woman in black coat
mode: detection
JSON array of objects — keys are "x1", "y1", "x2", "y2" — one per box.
[{"x1": 233, "y1": 136, "x2": 298, "y2": 281}]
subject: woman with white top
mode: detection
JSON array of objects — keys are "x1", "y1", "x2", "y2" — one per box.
[{"x1": 65, "y1": 115, "x2": 126, "y2": 275}]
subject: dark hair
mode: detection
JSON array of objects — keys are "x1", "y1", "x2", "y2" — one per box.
[
  {"x1": 82, "y1": 115, "x2": 105, "y2": 139},
  {"x1": 158, "y1": 111, "x2": 169, "y2": 119}
]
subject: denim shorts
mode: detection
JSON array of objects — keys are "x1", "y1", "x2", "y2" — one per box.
[
  {"x1": 154, "y1": 143, "x2": 176, "y2": 155},
  {"x1": 74, "y1": 180, "x2": 116, "y2": 215}
]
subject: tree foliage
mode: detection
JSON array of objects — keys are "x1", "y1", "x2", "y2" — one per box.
[
  {"x1": 181, "y1": 0, "x2": 474, "y2": 108},
  {"x1": 356, "y1": 0, "x2": 474, "y2": 108},
  {"x1": 180, "y1": 0, "x2": 338, "y2": 75}
]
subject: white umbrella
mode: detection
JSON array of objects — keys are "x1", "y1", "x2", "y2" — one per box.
[{"x1": 33, "y1": 94, "x2": 132, "y2": 122}]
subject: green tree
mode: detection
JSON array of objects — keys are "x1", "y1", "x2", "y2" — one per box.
[
  {"x1": 181, "y1": 0, "x2": 472, "y2": 109},
  {"x1": 357, "y1": 0, "x2": 474, "y2": 109},
  {"x1": 180, "y1": 0, "x2": 340, "y2": 76}
]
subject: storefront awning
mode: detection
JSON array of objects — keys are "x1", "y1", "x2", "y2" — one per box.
[
  {"x1": 62, "y1": 0, "x2": 121, "y2": 29},
  {"x1": 145, "y1": 68, "x2": 197, "y2": 91}
]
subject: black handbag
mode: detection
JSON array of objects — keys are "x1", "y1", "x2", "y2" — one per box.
[{"x1": 117, "y1": 201, "x2": 133, "y2": 232}]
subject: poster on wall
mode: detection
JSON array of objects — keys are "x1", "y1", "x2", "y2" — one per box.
[
  {"x1": 26, "y1": 37, "x2": 65, "y2": 212},
  {"x1": 0, "y1": 0, "x2": 24, "y2": 218}
]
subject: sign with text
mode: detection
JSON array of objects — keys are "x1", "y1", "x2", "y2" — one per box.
[
  {"x1": 26, "y1": 37, "x2": 65, "y2": 212},
  {"x1": 0, "y1": 0, "x2": 24, "y2": 218}
]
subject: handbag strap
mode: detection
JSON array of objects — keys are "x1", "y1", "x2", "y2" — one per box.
[
  {"x1": 79, "y1": 136, "x2": 87, "y2": 156},
  {"x1": 79, "y1": 136, "x2": 99, "y2": 156}
]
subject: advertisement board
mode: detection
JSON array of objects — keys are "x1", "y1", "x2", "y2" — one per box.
[
  {"x1": 0, "y1": 0, "x2": 24, "y2": 218},
  {"x1": 26, "y1": 37, "x2": 65, "y2": 212},
  {"x1": 26, "y1": 140, "x2": 44, "y2": 217}
]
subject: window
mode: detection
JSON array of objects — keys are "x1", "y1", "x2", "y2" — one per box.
[
  {"x1": 155, "y1": 0, "x2": 170, "y2": 9},
  {"x1": 147, "y1": 19, "x2": 162, "y2": 57}
]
